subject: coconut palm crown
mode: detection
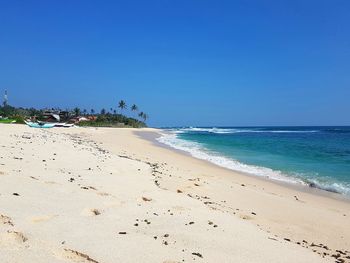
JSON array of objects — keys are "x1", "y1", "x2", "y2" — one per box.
[{"x1": 118, "y1": 100, "x2": 127, "y2": 114}]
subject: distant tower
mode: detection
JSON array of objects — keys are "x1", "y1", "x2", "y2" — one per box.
[{"x1": 3, "y1": 90, "x2": 8, "y2": 107}]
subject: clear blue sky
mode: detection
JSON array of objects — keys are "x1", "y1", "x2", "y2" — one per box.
[{"x1": 1, "y1": 0, "x2": 349, "y2": 127}]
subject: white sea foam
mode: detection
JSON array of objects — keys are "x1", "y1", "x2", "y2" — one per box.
[
  {"x1": 303, "y1": 178, "x2": 350, "y2": 196},
  {"x1": 156, "y1": 130, "x2": 350, "y2": 196},
  {"x1": 176, "y1": 127, "x2": 319, "y2": 134},
  {"x1": 157, "y1": 131, "x2": 304, "y2": 185}
]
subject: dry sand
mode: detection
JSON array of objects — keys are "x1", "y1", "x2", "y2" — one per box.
[{"x1": 0, "y1": 124, "x2": 349, "y2": 263}]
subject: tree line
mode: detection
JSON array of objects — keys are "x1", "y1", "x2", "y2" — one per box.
[
  {"x1": 73, "y1": 100, "x2": 148, "y2": 122},
  {"x1": 0, "y1": 99, "x2": 149, "y2": 127}
]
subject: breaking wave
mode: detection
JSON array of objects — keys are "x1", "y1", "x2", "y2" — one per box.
[
  {"x1": 157, "y1": 131, "x2": 303, "y2": 184},
  {"x1": 174, "y1": 127, "x2": 319, "y2": 134},
  {"x1": 156, "y1": 131, "x2": 350, "y2": 196}
]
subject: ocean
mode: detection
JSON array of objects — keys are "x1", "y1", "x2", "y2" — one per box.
[{"x1": 157, "y1": 126, "x2": 350, "y2": 196}]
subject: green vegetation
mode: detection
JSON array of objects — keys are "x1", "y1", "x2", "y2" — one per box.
[
  {"x1": 77, "y1": 100, "x2": 146, "y2": 128},
  {"x1": 118, "y1": 100, "x2": 127, "y2": 114},
  {"x1": 78, "y1": 114, "x2": 145, "y2": 128},
  {"x1": 0, "y1": 119, "x2": 16, "y2": 123},
  {"x1": 0, "y1": 99, "x2": 148, "y2": 128},
  {"x1": 138, "y1": 111, "x2": 148, "y2": 122},
  {"x1": 0, "y1": 105, "x2": 34, "y2": 124}
]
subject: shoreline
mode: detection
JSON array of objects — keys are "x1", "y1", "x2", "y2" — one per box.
[
  {"x1": 92, "y1": 128, "x2": 350, "y2": 250},
  {"x1": 136, "y1": 129, "x2": 350, "y2": 203},
  {"x1": 1, "y1": 124, "x2": 349, "y2": 262}
]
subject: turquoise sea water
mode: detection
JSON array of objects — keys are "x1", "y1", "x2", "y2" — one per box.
[{"x1": 157, "y1": 127, "x2": 350, "y2": 195}]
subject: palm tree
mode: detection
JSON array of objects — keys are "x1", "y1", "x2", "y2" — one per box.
[
  {"x1": 90, "y1": 109, "x2": 95, "y2": 115},
  {"x1": 138, "y1": 111, "x2": 144, "y2": 120},
  {"x1": 138, "y1": 112, "x2": 148, "y2": 122},
  {"x1": 29, "y1": 108, "x2": 37, "y2": 117},
  {"x1": 118, "y1": 100, "x2": 127, "y2": 115},
  {"x1": 131, "y1": 104, "x2": 138, "y2": 117},
  {"x1": 73, "y1": 107, "x2": 81, "y2": 117},
  {"x1": 142, "y1": 113, "x2": 148, "y2": 122},
  {"x1": 83, "y1": 109, "x2": 87, "y2": 116},
  {"x1": 101, "y1": 108, "x2": 106, "y2": 115}
]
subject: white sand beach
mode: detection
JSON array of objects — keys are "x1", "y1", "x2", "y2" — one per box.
[{"x1": 1, "y1": 124, "x2": 349, "y2": 263}]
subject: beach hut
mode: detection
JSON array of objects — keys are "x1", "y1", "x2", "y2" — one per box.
[{"x1": 42, "y1": 112, "x2": 60, "y2": 122}]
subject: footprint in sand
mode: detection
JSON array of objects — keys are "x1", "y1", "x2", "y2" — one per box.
[
  {"x1": 0, "y1": 231, "x2": 28, "y2": 246},
  {"x1": 30, "y1": 215, "x2": 58, "y2": 223},
  {"x1": 0, "y1": 214, "x2": 14, "y2": 226},
  {"x1": 240, "y1": 214, "x2": 253, "y2": 220},
  {"x1": 60, "y1": 248, "x2": 99, "y2": 263}
]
